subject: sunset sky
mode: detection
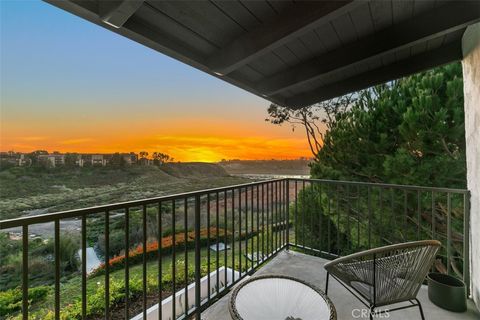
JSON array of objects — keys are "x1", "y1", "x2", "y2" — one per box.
[{"x1": 0, "y1": 1, "x2": 311, "y2": 162}]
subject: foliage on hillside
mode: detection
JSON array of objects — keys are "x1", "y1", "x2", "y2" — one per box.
[
  {"x1": 0, "y1": 164, "x2": 249, "y2": 220},
  {"x1": 0, "y1": 286, "x2": 50, "y2": 316},
  {"x1": 0, "y1": 232, "x2": 80, "y2": 291},
  {"x1": 2, "y1": 230, "x2": 273, "y2": 319},
  {"x1": 2, "y1": 260, "x2": 208, "y2": 319},
  {"x1": 219, "y1": 159, "x2": 311, "y2": 175},
  {"x1": 91, "y1": 227, "x2": 257, "y2": 276}
]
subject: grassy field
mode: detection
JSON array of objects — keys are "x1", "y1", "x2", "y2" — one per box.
[{"x1": 0, "y1": 164, "x2": 250, "y2": 221}]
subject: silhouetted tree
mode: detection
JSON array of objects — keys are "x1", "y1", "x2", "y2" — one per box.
[
  {"x1": 266, "y1": 94, "x2": 355, "y2": 156},
  {"x1": 152, "y1": 152, "x2": 172, "y2": 165}
]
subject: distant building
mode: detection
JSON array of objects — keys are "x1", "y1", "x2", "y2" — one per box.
[
  {"x1": 123, "y1": 153, "x2": 138, "y2": 165},
  {"x1": 17, "y1": 154, "x2": 31, "y2": 166},
  {"x1": 0, "y1": 152, "x2": 18, "y2": 166},
  {"x1": 0, "y1": 151, "x2": 144, "y2": 168},
  {"x1": 90, "y1": 154, "x2": 107, "y2": 166},
  {"x1": 138, "y1": 158, "x2": 152, "y2": 166},
  {"x1": 38, "y1": 154, "x2": 65, "y2": 167},
  {"x1": 75, "y1": 155, "x2": 85, "y2": 167}
]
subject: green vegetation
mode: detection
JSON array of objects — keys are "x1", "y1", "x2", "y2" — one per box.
[
  {"x1": 2, "y1": 229, "x2": 280, "y2": 319},
  {"x1": 312, "y1": 62, "x2": 465, "y2": 188},
  {"x1": 219, "y1": 159, "x2": 310, "y2": 175},
  {"x1": 0, "y1": 232, "x2": 80, "y2": 291},
  {"x1": 0, "y1": 164, "x2": 248, "y2": 220},
  {"x1": 92, "y1": 227, "x2": 257, "y2": 276},
  {"x1": 282, "y1": 63, "x2": 467, "y2": 272},
  {"x1": 0, "y1": 163, "x2": 253, "y2": 319},
  {"x1": 0, "y1": 286, "x2": 50, "y2": 316}
]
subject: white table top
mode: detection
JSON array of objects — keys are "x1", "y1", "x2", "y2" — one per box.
[{"x1": 230, "y1": 275, "x2": 336, "y2": 320}]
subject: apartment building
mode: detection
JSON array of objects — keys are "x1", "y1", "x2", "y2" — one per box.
[{"x1": 38, "y1": 154, "x2": 65, "y2": 167}]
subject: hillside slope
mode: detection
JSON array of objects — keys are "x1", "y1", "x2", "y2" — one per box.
[
  {"x1": 219, "y1": 159, "x2": 311, "y2": 175},
  {"x1": 161, "y1": 162, "x2": 229, "y2": 178},
  {"x1": 0, "y1": 163, "x2": 248, "y2": 220}
]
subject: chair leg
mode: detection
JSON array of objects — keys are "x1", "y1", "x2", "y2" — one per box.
[
  {"x1": 415, "y1": 298, "x2": 425, "y2": 320},
  {"x1": 325, "y1": 272, "x2": 329, "y2": 295}
]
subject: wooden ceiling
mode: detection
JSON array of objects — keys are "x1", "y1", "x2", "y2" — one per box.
[{"x1": 45, "y1": 0, "x2": 480, "y2": 108}]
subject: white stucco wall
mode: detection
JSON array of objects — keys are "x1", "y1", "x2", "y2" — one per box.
[{"x1": 462, "y1": 22, "x2": 480, "y2": 310}]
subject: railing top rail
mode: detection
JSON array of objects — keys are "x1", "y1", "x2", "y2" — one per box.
[
  {"x1": 290, "y1": 178, "x2": 470, "y2": 194},
  {"x1": 0, "y1": 178, "x2": 285, "y2": 230}
]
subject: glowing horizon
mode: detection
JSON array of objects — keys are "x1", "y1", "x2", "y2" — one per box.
[
  {"x1": 1, "y1": 117, "x2": 311, "y2": 162},
  {"x1": 0, "y1": 1, "x2": 312, "y2": 163}
]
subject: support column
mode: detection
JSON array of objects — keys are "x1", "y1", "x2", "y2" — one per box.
[{"x1": 462, "y1": 22, "x2": 480, "y2": 310}]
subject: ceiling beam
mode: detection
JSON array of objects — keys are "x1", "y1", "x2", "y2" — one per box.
[
  {"x1": 258, "y1": 1, "x2": 480, "y2": 96},
  {"x1": 207, "y1": 0, "x2": 360, "y2": 75},
  {"x1": 282, "y1": 41, "x2": 463, "y2": 109},
  {"x1": 99, "y1": 0, "x2": 144, "y2": 29}
]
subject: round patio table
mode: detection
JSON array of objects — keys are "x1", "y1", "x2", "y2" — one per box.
[{"x1": 229, "y1": 275, "x2": 336, "y2": 320}]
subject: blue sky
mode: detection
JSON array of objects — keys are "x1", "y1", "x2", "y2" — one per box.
[{"x1": 0, "y1": 0, "x2": 310, "y2": 161}]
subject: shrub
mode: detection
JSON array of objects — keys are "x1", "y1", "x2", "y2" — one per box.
[
  {"x1": 294, "y1": 185, "x2": 351, "y2": 255},
  {"x1": 34, "y1": 233, "x2": 80, "y2": 272},
  {"x1": 97, "y1": 229, "x2": 126, "y2": 258},
  {"x1": 0, "y1": 233, "x2": 21, "y2": 260},
  {"x1": 0, "y1": 286, "x2": 50, "y2": 317},
  {"x1": 1, "y1": 234, "x2": 80, "y2": 291},
  {"x1": 38, "y1": 263, "x2": 211, "y2": 320}
]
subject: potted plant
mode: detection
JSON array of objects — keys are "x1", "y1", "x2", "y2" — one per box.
[{"x1": 427, "y1": 272, "x2": 467, "y2": 312}]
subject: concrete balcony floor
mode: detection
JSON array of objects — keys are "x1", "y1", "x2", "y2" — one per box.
[{"x1": 202, "y1": 250, "x2": 479, "y2": 320}]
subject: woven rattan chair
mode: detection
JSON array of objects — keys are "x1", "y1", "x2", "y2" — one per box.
[{"x1": 324, "y1": 240, "x2": 441, "y2": 320}]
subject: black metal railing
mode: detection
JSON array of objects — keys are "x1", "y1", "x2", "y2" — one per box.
[
  {"x1": 0, "y1": 179, "x2": 288, "y2": 320},
  {"x1": 287, "y1": 178, "x2": 470, "y2": 294},
  {"x1": 0, "y1": 178, "x2": 470, "y2": 319}
]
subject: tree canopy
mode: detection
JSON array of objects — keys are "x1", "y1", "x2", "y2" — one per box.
[
  {"x1": 277, "y1": 62, "x2": 466, "y2": 188},
  {"x1": 314, "y1": 63, "x2": 465, "y2": 188}
]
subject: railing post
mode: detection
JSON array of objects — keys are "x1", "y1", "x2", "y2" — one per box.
[
  {"x1": 105, "y1": 210, "x2": 110, "y2": 320},
  {"x1": 447, "y1": 193, "x2": 452, "y2": 275},
  {"x1": 194, "y1": 194, "x2": 202, "y2": 319},
  {"x1": 22, "y1": 225, "x2": 28, "y2": 320},
  {"x1": 286, "y1": 179, "x2": 290, "y2": 250},
  {"x1": 54, "y1": 219, "x2": 60, "y2": 320},
  {"x1": 82, "y1": 215, "x2": 87, "y2": 319},
  {"x1": 464, "y1": 191, "x2": 470, "y2": 297}
]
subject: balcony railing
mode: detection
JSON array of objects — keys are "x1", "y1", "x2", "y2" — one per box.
[{"x1": 0, "y1": 178, "x2": 470, "y2": 320}]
